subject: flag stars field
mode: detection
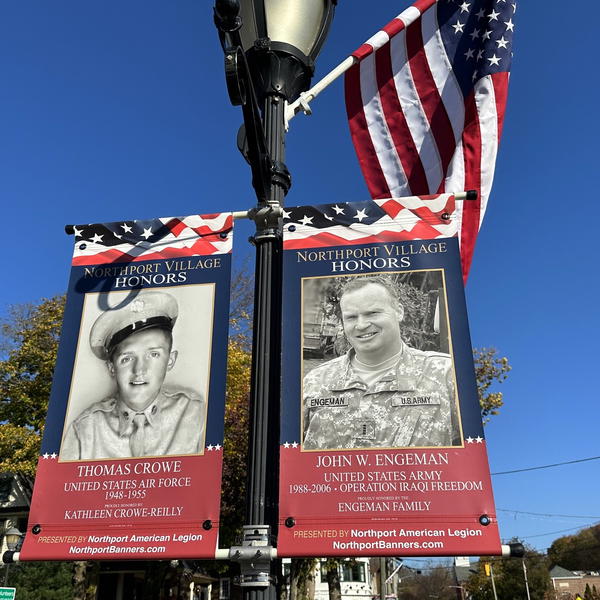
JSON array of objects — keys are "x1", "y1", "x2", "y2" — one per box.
[
  {"x1": 453, "y1": 20, "x2": 465, "y2": 33},
  {"x1": 354, "y1": 208, "x2": 368, "y2": 222}
]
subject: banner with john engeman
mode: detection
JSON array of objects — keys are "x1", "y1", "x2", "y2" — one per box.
[
  {"x1": 278, "y1": 196, "x2": 501, "y2": 557},
  {"x1": 20, "y1": 213, "x2": 233, "y2": 561}
]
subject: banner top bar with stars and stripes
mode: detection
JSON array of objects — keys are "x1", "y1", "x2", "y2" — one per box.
[
  {"x1": 71, "y1": 213, "x2": 233, "y2": 266},
  {"x1": 283, "y1": 194, "x2": 457, "y2": 250}
]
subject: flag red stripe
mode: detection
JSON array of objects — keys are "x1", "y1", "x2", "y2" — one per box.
[
  {"x1": 345, "y1": 63, "x2": 391, "y2": 199},
  {"x1": 165, "y1": 218, "x2": 187, "y2": 237},
  {"x1": 459, "y1": 90, "x2": 482, "y2": 280},
  {"x1": 376, "y1": 38, "x2": 429, "y2": 194},
  {"x1": 284, "y1": 227, "x2": 449, "y2": 250},
  {"x1": 406, "y1": 22, "x2": 456, "y2": 193},
  {"x1": 72, "y1": 239, "x2": 224, "y2": 266}
]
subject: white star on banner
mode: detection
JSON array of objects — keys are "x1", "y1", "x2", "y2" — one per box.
[
  {"x1": 207, "y1": 444, "x2": 214, "y2": 451},
  {"x1": 282, "y1": 209, "x2": 291, "y2": 219},
  {"x1": 332, "y1": 205, "x2": 345, "y2": 214},
  {"x1": 141, "y1": 227, "x2": 153, "y2": 240},
  {"x1": 90, "y1": 233, "x2": 104, "y2": 244},
  {"x1": 466, "y1": 437, "x2": 474, "y2": 444},
  {"x1": 354, "y1": 209, "x2": 368, "y2": 222},
  {"x1": 487, "y1": 54, "x2": 501, "y2": 66},
  {"x1": 476, "y1": 8, "x2": 485, "y2": 18},
  {"x1": 464, "y1": 48, "x2": 475, "y2": 60},
  {"x1": 325, "y1": 214, "x2": 334, "y2": 221},
  {"x1": 459, "y1": 1, "x2": 470, "y2": 12},
  {"x1": 482, "y1": 29, "x2": 492, "y2": 40},
  {"x1": 496, "y1": 36, "x2": 509, "y2": 48},
  {"x1": 214, "y1": 444, "x2": 222, "y2": 451},
  {"x1": 452, "y1": 20, "x2": 465, "y2": 33},
  {"x1": 476, "y1": 436, "x2": 484, "y2": 443},
  {"x1": 291, "y1": 442, "x2": 298, "y2": 448},
  {"x1": 51, "y1": 453, "x2": 57, "y2": 459},
  {"x1": 42, "y1": 453, "x2": 50, "y2": 459},
  {"x1": 121, "y1": 223, "x2": 133, "y2": 233},
  {"x1": 283, "y1": 442, "x2": 290, "y2": 448},
  {"x1": 487, "y1": 9, "x2": 500, "y2": 20},
  {"x1": 505, "y1": 17, "x2": 515, "y2": 31},
  {"x1": 469, "y1": 28, "x2": 480, "y2": 40},
  {"x1": 299, "y1": 215, "x2": 314, "y2": 226},
  {"x1": 73, "y1": 226, "x2": 83, "y2": 237}
]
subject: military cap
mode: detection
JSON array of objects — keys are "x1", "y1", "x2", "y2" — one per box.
[{"x1": 90, "y1": 291, "x2": 178, "y2": 359}]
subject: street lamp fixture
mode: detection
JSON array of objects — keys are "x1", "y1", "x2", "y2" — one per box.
[
  {"x1": 214, "y1": 0, "x2": 336, "y2": 204},
  {"x1": 4, "y1": 528, "x2": 23, "y2": 552},
  {"x1": 3, "y1": 526, "x2": 24, "y2": 586},
  {"x1": 235, "y1": 0, "x2": 336, "y2": 102}
]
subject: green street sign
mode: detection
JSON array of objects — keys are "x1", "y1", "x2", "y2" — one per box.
[{"x1": 0, "y1": 587, "x2": 16, "y2": 600}]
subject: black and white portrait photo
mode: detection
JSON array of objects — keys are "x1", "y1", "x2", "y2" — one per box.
[
  {"x1": 60, "y1": 285, "x2": 214, "y2": 461},
  {"x1": 301, "y1": 270, "x2": 462, "y2": 451}
]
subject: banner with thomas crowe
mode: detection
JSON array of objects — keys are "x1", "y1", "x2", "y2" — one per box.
[{"x1": 20, "y1": 213, "x2": 232, "y2": 561}]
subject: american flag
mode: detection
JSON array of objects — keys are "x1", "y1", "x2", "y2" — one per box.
[
  {"x1": 71, "y1": 213, "x2": 233, "y2": 266},
  {"x1": 345, "y1": 0, "x2": 515, "y2": 279},
  {"x1": 283, "y1": 194, "x2": 456, "y2": 249}
]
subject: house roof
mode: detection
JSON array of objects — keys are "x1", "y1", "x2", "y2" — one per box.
[
  {"x1": 455, "y1": 563, "x2": 479, "y2": 584},
  {"x1": 550, "y1": 566, "x2": 580, "y2": 579}
]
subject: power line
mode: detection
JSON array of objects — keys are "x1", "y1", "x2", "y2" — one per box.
[
  {"x1": 491, "y1": 455, "x2": 600, "y2": 475},
  {"x1": 518, "y1": 522, "x2": 600, "y2": 540},
  {"x1": 498, "y1": 508, "x2": 600, "y2": 519}
]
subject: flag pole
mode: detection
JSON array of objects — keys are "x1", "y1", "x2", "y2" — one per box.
[{"x1": 284, "y1": 55, "x2": 357, "y2": 128}]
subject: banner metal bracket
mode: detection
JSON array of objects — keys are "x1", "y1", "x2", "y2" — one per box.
[{"x1": 219, "y1": 525, "x2": 277, "y2": 588}]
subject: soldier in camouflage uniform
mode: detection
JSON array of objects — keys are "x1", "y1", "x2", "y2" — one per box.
[{"x1": 303, "y1": 277, "x2": 460, "y2": 450}]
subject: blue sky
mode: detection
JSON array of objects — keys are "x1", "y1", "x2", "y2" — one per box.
[{"x1": 1, "y1": 1, "x2": 598, "y2": 559}]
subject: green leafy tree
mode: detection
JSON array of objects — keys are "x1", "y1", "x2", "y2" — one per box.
[
  {"x1": 466, "y1": 546, "x2": 551, "y2": 600},
  {"x1": 473, "y1": 347, "x2": 511, "y2": 424},
  {"x1": 0, "y1": 296, "x2": 65, "y2": 474},
  {"x1": 397, "y1": 563, "x2": 455, "y2": 600},
  {"x1": 548, "y1": 525, "x2": 600, "y2": 571},
  {"x1": 5, "y1": 560, "x2": 74, "y2": 599}
]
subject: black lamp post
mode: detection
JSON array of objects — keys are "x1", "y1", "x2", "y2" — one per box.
[{"x1": 214, "y1": 0, "x2": 335, "y2": 596}]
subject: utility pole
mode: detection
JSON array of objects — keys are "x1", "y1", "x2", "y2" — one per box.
[
  {"x1": 489, "y1": 563, "x2": 498, "y2": 600},
  {"x1": 379, "y1": 558, "x2": 387, "y2": 600},
  {"x1": 522, "y1": 560, "x2": 532, "y2": 600}
]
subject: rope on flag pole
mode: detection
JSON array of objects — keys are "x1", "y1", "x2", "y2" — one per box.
[{"x1": 284, "y1": 55, "x2": 357, "y2": 129}]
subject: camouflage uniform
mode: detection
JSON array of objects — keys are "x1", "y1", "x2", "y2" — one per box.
[
  {"x1": 303, "y1": 342, "x2": 460, "y2": 450},
  {"x1": 60, "y1": 387, "x2": 204, "y2": 460}
]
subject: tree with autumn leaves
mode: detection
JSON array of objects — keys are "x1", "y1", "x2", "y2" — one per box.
[{"x1": 0, "y1": 278, "x2": 511, "y2": 599}]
